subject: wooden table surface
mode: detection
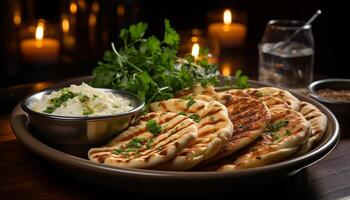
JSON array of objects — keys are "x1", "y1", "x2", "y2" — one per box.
[{"x1": 1, "y1": 81, "x2": 350, "y2": 200}]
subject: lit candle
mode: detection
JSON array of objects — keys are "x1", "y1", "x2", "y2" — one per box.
[
  {"x1": 20, "y1": 21, "x2": 60, "y2": 64},
  {"x1": 191, "y1": 43, "x2": 200, "y2": 60},
  {"x1": 208, "y1": 9, "x2": 247, "y2": 47},
  {"x1": 61, "y1": 16, "x2": 76, "y2": 49},
  {"x1": 221, "y1": 62, "x2": 232, "y2": 76}
]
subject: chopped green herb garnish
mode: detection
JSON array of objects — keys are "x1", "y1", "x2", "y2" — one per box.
[
  {"x1": 265, "y1": 120, "x2": 289, "y2": 133},
  {"x1": 44, "y1": 90, "x2": 77, "y2": 113},
  {"x1": 113, "y1": 137, "x2": 154, "y2": 155},
  {"x1": 178, "y1": 111, "x2": 186, "y2": 116},
  {"x1": 284, "y1": 129, "x2": 292, "y2": 136},
  {"x1": 189, "y1": 114, "x2": 201, "y2": 123},
  {"x1": 146, "y1": 119, "x2": 162, "y2": 135},
  {"x1": 209, "y1": 116, "x2": 215, "y2": 121},
  {"x1": 146, "y1": 138, "x2": 154, "y2": 149},
  {"x1": 256, "y1": 92, "x2": 263, "y2": 97},
  {"x1": 82, "y1": 109, "x2": 93, "y2": 116},
  {"x1": 273, "y1": 134, "x2": 280, "y2": 141},
  {"x1": 237, "y1": 124, "x2": 244, "y2": 128},
  {"x1": 93, "y1": 94, "x2": 98, "y2": 99},
  {"x1": 79, "y1": 94, "x2": 89, "y2": 103},
  {"x1": 127, "y1": 138, "x2": 147, "y2": 149},
  {"x1": 187, "y1": 98, "x2": 196, "y2": 108}
]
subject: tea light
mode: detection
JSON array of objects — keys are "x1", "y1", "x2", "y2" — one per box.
[
  {"x1": 20, "y1": 21, "x2": 60, "y2": 64},
  {"x1": 191, "y1": 43, "x2": 200, "y2": 60},
  {"x1": 61, "y1": 16, "x2": 76, "y2": 49},
  {"x1": 208, "y1": 9, "x2": 247, "y2": 47},
  {"x1": 178, "y1": 29, "x2": 219, "y2": 64}
]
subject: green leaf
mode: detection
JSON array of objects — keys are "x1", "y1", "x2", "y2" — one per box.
[
  {"x1": 189, "y1": 114, "x2": 201, "y2": 123},
  {"x1": 119, "y1": 28, "x2": 129, "y2": 44},
  {"x1": 163, "y1": 19, "x2": 179, "y2": 47},
  {"x1": 145, "y1": 36, "x2": 161, "y2": 54},
  {"x1": 146, "y1": 119, "x2": 162, "y2": 135},
  {"x1": 234, "y1": 70, "x2": 250, "y2": 89},
  {"x1": 265, "y1": 120, "x2": 289, "y2": 133},
  {"x1": 91, "y1": 19, "x2": 249, "y2": 113},
  {"x1": 129, "y1": 22, "x2": 148, "y2": 41}
]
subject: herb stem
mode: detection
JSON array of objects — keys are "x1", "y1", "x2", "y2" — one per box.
[
  {"x1": 126, "y1": 61, "x2": 143, "y2": 73},
  {"x1": 148, "y1": 86, "x2": 169, "y2": 104},
  {"x1": 111, "y1": 43, "x2": 143, "y2": 73}
]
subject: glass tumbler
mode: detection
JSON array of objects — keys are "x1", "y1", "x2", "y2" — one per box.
[{"x1": 258, "y1": 20, "x2": 315, "y2": 92}]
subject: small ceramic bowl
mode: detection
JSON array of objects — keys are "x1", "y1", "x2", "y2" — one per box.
[{"x1": 308, "y1": 79, "x2": 350, "y2": 121}]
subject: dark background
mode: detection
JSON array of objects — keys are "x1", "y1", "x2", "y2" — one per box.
[{"x1": 0, "y1": 0, "x2": 348, "y2": 88}]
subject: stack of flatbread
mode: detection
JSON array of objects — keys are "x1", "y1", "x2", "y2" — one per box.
[{"x1": 88, "y1": 85, "x2": 328, "y2": 171}]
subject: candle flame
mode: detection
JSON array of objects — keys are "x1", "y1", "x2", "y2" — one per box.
[
  {"x1": 35, "y1": 22, "x2": 44, "y2": 41},
  {"x1": 89, "y1": 14, "x2": 97, "y2": 27},
  {"x1": 117, "y1": 5, "x2": 125, "y2": 16},
  {"x1": 35, "y1": 22, "x2": 44, "y2": 48},
  {"x1": 223, "y1": 9, "x2": 232, "y2": 25},
  {"x1": 70, "y1": 2, "x2": 78, "y2": 14},
  {"x1": 92, "y1": 2, "x2": 100, "y2": 13},
  {"x1": 221, "y1": 63, "x2": 231, "y2": 76},
  {"x1": 14, "y1": 10, "x2": 21, "y2": 26},
  {"x1": 78, "y1": 0, "x2": 87, "y2": 10},
  {"x1": 191, "y1": 36, "x2": 199, "y2": 43},
  {"x1": 191, "y1": 43, "x2": 200, "y2": 59},
  {"x1": 62, "y1": 17, "x2": 70, "y2": 33}
]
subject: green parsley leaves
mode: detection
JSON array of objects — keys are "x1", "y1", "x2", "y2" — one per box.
[
  {"x1": 91, "y1": 19, "x2": 221, "y2": 111},
  {"x1": 189, "y1": 114, "x2": 201, "y2": 123},
  {"x1": 44, "y1": 89, "x2": 77, "y2": 113},
  {"x1": 113, "y1": 137, "x2": 154, "y2": 156},
  {"x1": 234, "y1": 70, "x2": 250, "y2": 89},
  {"x1": 265, "y1": 120, "x2": 289, "y2": 133},
  {"x1": 146, "y1": 119, "x2": 162, "y2": 135},
  {"x1": 186, "y1": 98, "x2": 196, "y2": 108}
]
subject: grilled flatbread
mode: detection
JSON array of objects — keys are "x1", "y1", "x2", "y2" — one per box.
[
  {"x1": 150, "y1": 99, "x2": 233, "y2": 170},
  {"x1": 219, "y1": 107, "x2": 310, "y2": 171},
  {"x1": 224, "y1": 87, "x2": 297, "y2": 110},
  {"x1": 88, "y1": 112, "x2": 198, "y2": 169},
  {"x1": 294, "y1": 101, "x2": 327, "y2": 155},
  {"x1": 256, "y1": 87, "x2": 300, "y2": 110},
  {"x1": 204, "y1": 95, "x2": 271, "y2": 164},
  {"x1": 175, "y1": 84, "x2": 216, "y2": 98}
]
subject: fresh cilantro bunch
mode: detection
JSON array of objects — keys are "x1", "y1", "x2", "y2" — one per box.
[
  {"x1": 91, "y1": 19, "x2": 248, "y2": 110},
  {"x1": 91, "y1": 19, "x2": 219, "y2": 108}
]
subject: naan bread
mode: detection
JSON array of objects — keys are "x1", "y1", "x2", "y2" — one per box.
[
  {"x1": 204, "y1": 95, "x2": 271, "y2": 164},
  {"x1": 175, "y1": 84, "x2": 216, "y2": 98},
  {"x1": 224, "y1": 87, "x2": 297, "y2": 110},
  {"x1": 88, "y1": 112, "x2": 198, "y2": 169},
  {"x1": 219, "y1": 107, "x2": 310, "y2": 171},
  {"x1": 294, "y1": 101, "x2": 327, "y2": 155},
  {"x1": 256, "y1": 87, "x2": 300, "y2": 110},
  {"x1": 176, "y1": 85, "x2": 295, "y2": 111},
  {"x1": 150, "y1": 99, "x2": 233, "y2": 170}
]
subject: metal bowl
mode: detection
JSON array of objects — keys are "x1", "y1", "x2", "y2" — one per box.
[
  {"x1": 308, "y1": 79, "x2": 350, "y2": 121},
  {"x1": 21, "y1": 88, "x2": 144, "y2": 151}
]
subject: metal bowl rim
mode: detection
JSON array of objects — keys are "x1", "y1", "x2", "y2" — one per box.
[
  {"x1": 21, "y1": 88, "x2": 145, "y2": 121},
  {"x1": 308, "y1": 78, "x2": 350, "y2": 105}
]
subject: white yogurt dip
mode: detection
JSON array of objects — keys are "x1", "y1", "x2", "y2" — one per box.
[{"x1": 31, "y1": 83, "x2": 133, "y2": 117}]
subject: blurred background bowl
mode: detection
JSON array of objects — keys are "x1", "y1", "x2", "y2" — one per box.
[
  {"x1": 308, "y1": 79, "x2": 350, "y2": 121},
  {"x1": 21, "y1": 87, "x2": 144, "y2": 155}
]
